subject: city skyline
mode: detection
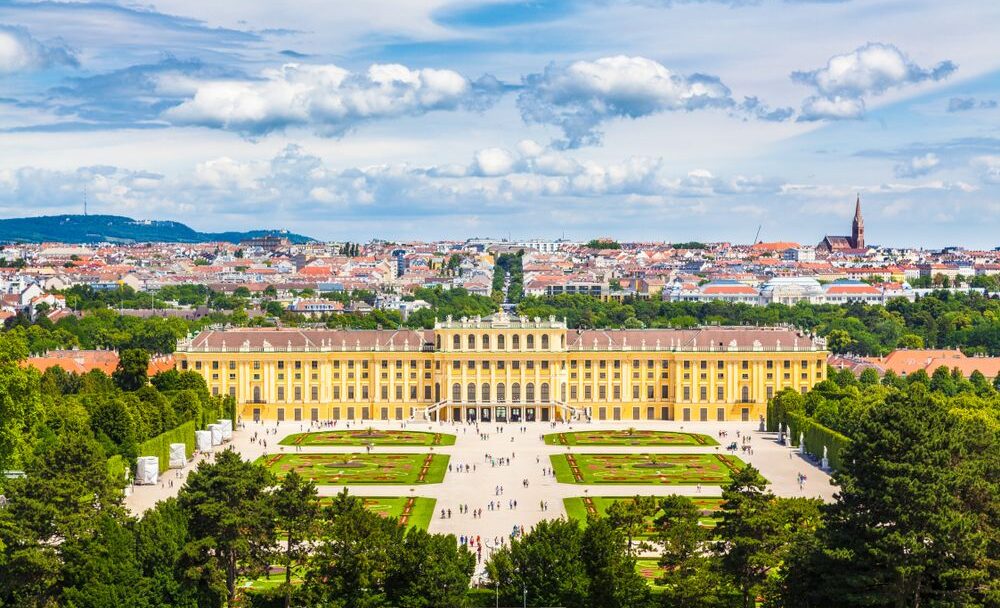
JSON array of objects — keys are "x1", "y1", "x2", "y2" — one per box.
[{"x1": 1, "y1": 1, "x2": 999, "y2": 246}]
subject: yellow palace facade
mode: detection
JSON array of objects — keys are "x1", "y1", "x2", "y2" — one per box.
[{"x1": 174, "y1": 313, "x2": 827, "y2": 424}]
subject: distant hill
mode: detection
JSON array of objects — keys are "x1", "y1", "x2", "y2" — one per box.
[{"x1": 0, "y1": 215, "x2": 315, "y2": 244}]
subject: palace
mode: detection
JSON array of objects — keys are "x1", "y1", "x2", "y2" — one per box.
[{"x1": 174, "y1": 312, "x2": 828, "y2": 424}]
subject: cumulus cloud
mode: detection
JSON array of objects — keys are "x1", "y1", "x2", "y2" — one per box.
[
  {"x1": 163, "y1": 62, "x2": 502, "y2": 136},
  {"x1": 0, "y1": 24, "x2": 77, "y2": 73},
  {"x1": 793, "y1": 43, "x2": 956, "y2": 121},
  {"x1": 471, "y1": 147, "x2": 518, "y2": 176},
  {"x1": 894, "y1": 153, "x2": 940, "y2": 178},
  {"x1": 517, "y1": 55, "x2": 736, "y2": 148}
]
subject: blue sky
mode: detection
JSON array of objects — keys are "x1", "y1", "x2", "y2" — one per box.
[{"x1": 0, "y1": 0, "x2": 999, "y2": 247}]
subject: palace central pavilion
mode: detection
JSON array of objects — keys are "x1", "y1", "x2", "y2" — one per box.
[{"x1": 174, "y1": 312, "x2": 828, "y2": 424}]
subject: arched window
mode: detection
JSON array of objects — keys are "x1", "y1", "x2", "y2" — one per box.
[
  {"x1": 468, "y1": 382, "x2": 477, "y2": 402},
  {"x1": 452, "y1": 383, "x2": 461, "y2": 402},
  {"x1": 512, "y1": 334, "x2": 520, "y2": 350},
  {"x1": 540, "y1": 382, "x2": 550, "y2": 402},
  {"x1": 497, "y1": 382, "x2": 506, "y2": 402},
  {"x1": 741, "y1": 386, "x2": 750, "y2": 402},
  {"x1": 526, "y1": 334, "x2": 535, "y2": 350},
  {"x1": 468, "y1": 334, "x2": 476, "y2": 350},
  {"x1": 253, "y1": 386, "x2": 261, "y2": 403},
  {"x1": 526, "y1": 382, "x2": 535, "y2": 402},
  {"x1": 434, "y1": 383, "x2": 441, "y2": 402},
  {"x1": 498, "y1": 334, "x2": 506, "y2": 350},
  {"x1": 453, "y1": 334, "x2": 461, "y2": 350},
  {"x1": 512, "y1": 382, "x2": 521, "y2": 403},
  {"x1": 482, "y1": 383, "x2": 491, "y2": 402},
  {"x1": 541, "y1": 334, "x2": 549, "y2": 350},
  {"x1": 561, "y1": 335, "x2": 565, "y2": 348},
  {"x1": 482, "y1": 334, "x2": 490, "y2": 350},
  {"x1": 560, "y1": 382, "x2": 567, "y2": 402},
  {"x1": 436, "y1": 335, "x2": 441, "y2": 350}
]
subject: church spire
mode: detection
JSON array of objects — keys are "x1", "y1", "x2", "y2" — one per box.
[{"x1": 851, "y1": 193, "x2": 865, "y2": 249}]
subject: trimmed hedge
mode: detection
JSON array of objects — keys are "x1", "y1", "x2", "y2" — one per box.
[
  {"x1": 786, "y1": 411, "x2": 851, "y2": 471},
  {"x1": 137, "y1": 420, "x2": 196, "y2": 473},
  {"x1": 107, "y1": 454, "x2": 126, "y2": 483}
]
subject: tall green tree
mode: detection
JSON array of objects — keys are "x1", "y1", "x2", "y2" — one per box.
[
  {"x1": 386, "y1": 528, "x2": 475, "y2": 608},
  {"x1": 715, "y1": 466, "x2": 821, "y2": 608},
  {"x1": 305, "y1": 489, "x2": 403, "y2": 608},
  {"x1": 486, "y1": 519, "x2": 590, "y2": 608},
  {"x1": 177, "y1": 449, "x2": 275, "y2": 608},
  {"x1": 271, "y1": 471, "x2": 320, "y2": 608},
  {"x1": 113, "y1": 348, "x2": 150, "y2": 391},
  {"x1": 655, "y1": 495, "x2": 728, "y2": 608},
  {"x1": 787, "y1": 386, "x2": 998, "y2": 607},
  {"x1": 582, "y1": 516, "x2": 651, "y2": 608},
  {"x1": 0, "y1": 333, "x2": 41, "y2": 473}
]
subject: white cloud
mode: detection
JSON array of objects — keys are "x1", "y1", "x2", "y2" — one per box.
[
  {"x1": 518, "y1": 55, "x2": 736, "y2": 148},
  {"x1": 973, "y1": 156, "x2": 1000, "y2": 184},
  {"x1": 471, "y1": 147, "x2": 517, "y2": 177},
  {"x1": 164, "y1": 62, "x2": 499, "y2": 136},
  {"x1": 894, "y1": 153, "x2": 940, "y2": 178},
  {"x1": 793, "y1": 43, "x2": 956, "y2": 121},
  {"x1": 0, "y1": 24, "x2": 76, "y2": 73}
]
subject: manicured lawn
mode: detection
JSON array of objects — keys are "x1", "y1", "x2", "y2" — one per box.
[
  {"x1": 280, "y1": 429, "x2": 456, "y2": 447},
  {"x1": 636, "y1": 559, "x2": 667, "y2": 590},
  {"x1": 563, "y1": 496, "x2": 724, "y2": 532},
  {"x1": 258, "y1": 452, "x2": 449, "y2": 484},
  {"x1": 545, "y1": 429, "x2": 717, "y2": 447},
  {"x1": 550, "y1": 453, "x2": 748, "y2": 485},
  {"x1": 353, "y1": 496, "x2": 436, "y2": 531}
]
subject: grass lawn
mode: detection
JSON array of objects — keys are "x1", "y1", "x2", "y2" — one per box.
[
  {"x1": 258, "y1": 452, "x2": 449, "y2": 484},
  {"x1": 551, "y1": 453, "x2": 748, "y2": 485},
  {"x1": 353, "y1": 496, "x2": 436, "y2": 530},
  {"x1": 280, "y1": 429, "x2": 456, "y2": 447},
  {"x1": 636, "y1": 559, "x2": 667, "y2": 590},
  {"x1": 563, "y1": 496, "x2": 724, "y2": 532},
  {"x1": 544, "y1": 429, "x2": 717, "y2": 447}
]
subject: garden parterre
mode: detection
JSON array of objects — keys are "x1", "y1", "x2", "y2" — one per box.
[
  {"x1": 551, "y1": 453, "x2": 748, "y2": 485},
  {"x1": 258, "y1": 452, "x2": 449, "y2": 484}
]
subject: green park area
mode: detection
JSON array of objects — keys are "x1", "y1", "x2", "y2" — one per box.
[
  {"x1": 563, "y1": 496, "x2": 723, "y2": 531},
  {"x1": 544, "y1": 429, "x2": 717, "y2": 446},
  {"x1": 258, "y1": 452, "x2": 449, "y2": 484},
  {"x1": 551, "y1": 453, "x2": 747, "y2": 485},
  {"x1": 340, "y1": 496, "x2": 436, "y2": 530},
  {"x1": 280, "y1": 428, "x2": 456, "y2": 447},
  {"x1": 635, "y1": 559, "x2": 667, "y2": 590}
]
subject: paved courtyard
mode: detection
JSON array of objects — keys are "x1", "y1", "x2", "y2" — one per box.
[{"x1": 126, "y1": 418, "x2": 837, "y2": 575}]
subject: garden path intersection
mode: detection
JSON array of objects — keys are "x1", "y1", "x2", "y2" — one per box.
[{"x1": 125, "y1": 419, "x2": 836, "y2": 575}]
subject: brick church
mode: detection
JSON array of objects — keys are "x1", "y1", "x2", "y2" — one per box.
[{"x1": 817, "y1": 195, "x2": 865, "y2": 253}]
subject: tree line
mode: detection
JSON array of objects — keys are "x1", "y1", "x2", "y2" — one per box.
[{"x1": 517, "y1": 291, "x2": 1000, "y2": 355}]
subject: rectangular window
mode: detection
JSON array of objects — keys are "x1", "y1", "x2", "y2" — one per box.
[
  {"x1": 700, "y1": 386, "x2": 707, "y2": 401},
  {"x1": 277, "y1": 386, "x2": 285, "y2": 401},
  {"x1": 661, "y1": 385, "x2": 668, "y2": 399},
  {"x1": 311, "y1": 386, "x2": 318, "y2": 401},
  {"x1": 717, "y1": 407, "x2": 725, "y2": 421},
  {"x1": 683, "y1": 387, "x2": 691, "y2": 401}
]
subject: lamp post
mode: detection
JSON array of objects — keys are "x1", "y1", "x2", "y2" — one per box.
[{"x1": 495, "y1": 581, "x2": 499, "y2": 608}]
